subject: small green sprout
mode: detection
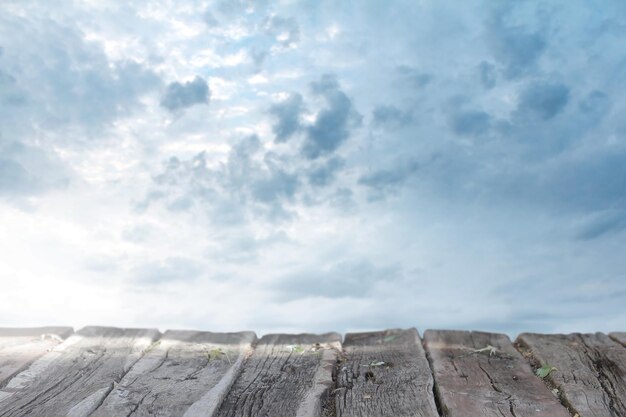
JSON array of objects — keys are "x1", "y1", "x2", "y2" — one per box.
[
  {"x1": 206, "y1": 347, "x2": 231, "y2": 364},
  {"x1": 535, "y1": 365, "x2": 557, "y2": 378},
  {"x1": 291, "y1": 345, "x2": 305, "y2": 354}
]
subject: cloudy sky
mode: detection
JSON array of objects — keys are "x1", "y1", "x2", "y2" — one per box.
[{"x1": 1, "y1": 0, "x2": 625, "y2": 336}]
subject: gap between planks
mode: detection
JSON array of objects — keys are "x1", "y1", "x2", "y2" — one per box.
[
  {"x1": 516, "y1": 332, "x2": 626, "y2": 417},
  {"x1": 424, "y1": 330, "x2": 572, "y2": 417}
]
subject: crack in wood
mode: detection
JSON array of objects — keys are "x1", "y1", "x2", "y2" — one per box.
[
  {"x1": 214, "y1": 333, "x2": 340, "y2": 417},
  {"x1": 336, "y1": 328, "x2": 438, "y2": 417},
  {"x1": 516, "y1": 332, "x2": 626, "y2": 417},
  {"x1": 426, "y1": 330, "x2": 570, "y2": 417},
  {"x1": 577, "y1": 334, "x2": 626, "y2": 415}
]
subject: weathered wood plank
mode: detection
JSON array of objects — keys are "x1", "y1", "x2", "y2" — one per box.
[
  {"x1": 0, "y1": 326, "x2": 160, "y2": 417},
  {"x1": 335, "y1": 328, "x2": 438, "y2": 417},
  {"x1": 517, "y1": 332, "x2": 626, "y2": 417},
  {"x1": 609, "y1": 332, "x2": 626, "y2": 347},
  {"x1": 90, "y1": 330, "x2": 256, "y2": 417},
  {"x1": 424, "y1": 330, "x2": 570, "y2": 417},
  {"x1": 0, "y1": 327, "x2": 73, "y2": 350},
  {"x1": 0, "y1": 327, "x2": 73, "y2": 388},
  {"x1": 215, "y1": 333, "x2": 341, "y2": 417}
]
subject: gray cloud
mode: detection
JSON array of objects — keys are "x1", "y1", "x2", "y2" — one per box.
[
  {"x1": 0, "y1": 17, "x2": 160, "y2": 135},
  {"x1": 250, "y1": 47, "x2": 268, "y2": 70},
  {"x1": 251, "y1": 162, "x2": 299, "y2": 204},
  {"x1": 144, "y1": 134, "x2": 303, "y2": 224},
  {"x1": 579, "y1": 90, "x2": 610, "y2": 119},
  {"x1": 263, "y1": 15, "x2": 300, "y2": 47},
  {"x1": 0, "y1": 69, "x2": 24, "y2": 106},
  {"x1": 214, "y1": 0, "x2": 267, "y2": 16},
  {"x1": 546, "y1": 149, "x2": 626, "y2": 213},
  {"x1": 358, "y1": 160, "x2": 419, "y2": 200},
  {"x1": 486, "y1": 7, "x2": 547, "y2": 79},
  {"x1": 372, "y1": 105, "x2": 413, "y2": 129},
  {"x1": 0, "y1": 158, "x2": 34, "y2": 195},
  {"x1": 269, "y1": 93, "x2": 303, "y2": 142},
  {"x1": 0, "y1": 12, "x2": 160, "y2": 200},
  {"x1": 270, "y1": 75, "x2": 361, "y2": 154},
  {"x1": 396, "y1": 65, "x2": 432, "y2": 88},
  {"x1": 433, "y1": 135, "x2": 626, "y2": 225},
  {"x1": 516, "y1": 81, "x2": 570, "y2": 120},
  {"x1": 307, "y1": 157, "x2": 345, "y2": 187},
  {"x1": 302, "y1": 75, "x2": 361, "y2": 159},
  {"x1": 449, "y1": 109, "x2": 492, "y2": 136},
  {"x1": 203, "y1": 10, "x2": 219, "y2": 27},
  {"x1": 160, "y1": 76, "x2": 210, "y2": 112},
  {"x1": 0, "y1": 142, "x2": 69, "y2": 199},
  {"x1": 478, "y1": 61, "x2": 496, "y2": 89}
]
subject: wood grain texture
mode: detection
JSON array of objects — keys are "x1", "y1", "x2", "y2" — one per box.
[
  {"x1": 0, "y1": 327, "x2": 73, "y2": 388},
  {"x1": 517, "y1": 332, "x2": 626, "y2": 417},
  {"x1": 609, "y1": 332, "x2": 626, "y2": 347},
  {"x1": 90, "y1": 330, "x2": 256, "y2": 417},
  {"x1": 0, "y1": 326, "x2": 159, "y2": 417},
  {"x1": 424, "y1": 330, "x2": 570, "y2": 417},
  {"x1": 215, "y1": 333, "x2": 341, "y2": 417},
  {"x1": 335, "y1": 328, "x2": 438, "y2": 417}
]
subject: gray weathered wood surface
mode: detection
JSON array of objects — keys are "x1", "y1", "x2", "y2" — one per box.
[
  {"x1": 0, "y1": 326, "x2": 159, "y2": 417},
  {"x1": 424, "y1": 330, "x2": 570, "y2": 417},
  {"x1": 215, "y1": 333, "x2": 341, "y2": 417},
  {"x1": 0, "y1": 327, "x2": 72, "y2": 388},
  {"x1": 517, "y1": 332, "x2": 626, "y2": 417},
  {"x1": 1, "y1": 326, "x2": 625, "y2": 416},
  {"x1": 610, "y1": 332, "x2": 626, "y2": 347},
  {"x1": 91, "y1": 330, "x2": 256, "y2": 417},
  {"x1": 335, "y1": 328, "x2": 438, "y2": 417}
]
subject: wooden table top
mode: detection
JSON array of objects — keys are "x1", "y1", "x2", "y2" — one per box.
[{"x1": 0, "y1": 326, "x2": 624, "y2": 416}]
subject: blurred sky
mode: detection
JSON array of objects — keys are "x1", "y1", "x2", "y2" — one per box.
[{"x1": 1, "y1": 0, "x2": 625, "y2": 336}]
